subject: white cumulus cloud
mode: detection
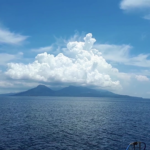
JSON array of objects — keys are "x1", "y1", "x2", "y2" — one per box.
[
  {"x1": 0, "y1": 27, "x2": 28, "y2": 45},
  {"x1": 6, "y1": 33, "x2": 122, "y2": 91}
]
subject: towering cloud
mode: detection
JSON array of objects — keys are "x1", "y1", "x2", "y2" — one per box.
[{"x1": 6, "y1": 33, "x2": 121, "y2": 91}]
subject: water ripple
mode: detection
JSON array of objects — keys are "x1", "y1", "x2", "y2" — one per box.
[{"x1": 0, "y1": 97, "x2": 150, "y2": 149}]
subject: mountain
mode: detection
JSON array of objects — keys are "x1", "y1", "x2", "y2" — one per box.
[
  {"x1": 12, "y1": 85, "x2": 137, "y2": 98},
  {"x1": 14, "y1": 85, "x2": 54, "y2": 96},
  {"x1": 56, "y1": 85, "x2": 117, "y2": 97}
]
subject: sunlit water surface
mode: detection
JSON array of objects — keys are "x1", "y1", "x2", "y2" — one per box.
[{"x1": 0, "y1": 97, "x2": 150, "y2": 150}]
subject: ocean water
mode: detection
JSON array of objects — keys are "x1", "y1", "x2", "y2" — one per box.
[{"x1": 0, "y1": 97, "x2": 150, "y2": 150}]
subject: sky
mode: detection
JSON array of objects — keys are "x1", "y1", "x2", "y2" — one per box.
[{"x1": 0, "y1": 0, "x2": 150, "y2": 98}]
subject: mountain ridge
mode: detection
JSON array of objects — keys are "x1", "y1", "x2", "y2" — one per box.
[
  {"x1": 4, "y1": 85, "x2": 141, "y2": 98},
  {"x1": 14, "y1": 85, "x2": 54, "y2": 96}
]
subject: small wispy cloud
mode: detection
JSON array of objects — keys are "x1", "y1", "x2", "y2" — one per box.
[
  {"x1": 120, "y1": 0, "x2": 150, "y2": 10},
  {"x1": 95, "y1": 44, "x2": 150, "y2": 67},
  {"x1": 31, "y1": 46, "x2": 52, "y2": 52},
  {"x1": 135, "y1": 75, "x2": 149, "y2": 81},
  {"x1": 120, "y1": 0, "x2": 150, "y2": 20},
  {"x1": 94, "y1": 44, "x2": 131, "y2": 64},
  {"x1": 143, "y1": 14, "x2": 150, "y2": 20},
  {"x1": 0, "y1": 27, "x2": 28, "y2": 45},
  {"x1": 0, "y1": 52, "x2": 23, "y2": 66}
]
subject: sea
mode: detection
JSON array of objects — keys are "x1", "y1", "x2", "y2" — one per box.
[{"x1": 0, "y1": 97, "x2": 150, "y2": 150}]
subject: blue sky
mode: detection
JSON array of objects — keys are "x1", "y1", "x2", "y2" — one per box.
[{"x1": 0, "y1": 0, "x2": 150, "y2": 97}]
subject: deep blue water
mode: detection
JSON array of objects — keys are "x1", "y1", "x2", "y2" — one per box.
[{"x1": 0, "y1": 97, "x2": 150, "y2": 150}]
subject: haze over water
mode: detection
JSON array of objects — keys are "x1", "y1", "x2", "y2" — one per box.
[{"x1": 0, "y1": 97, "x2": 150, "y2": 150}]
